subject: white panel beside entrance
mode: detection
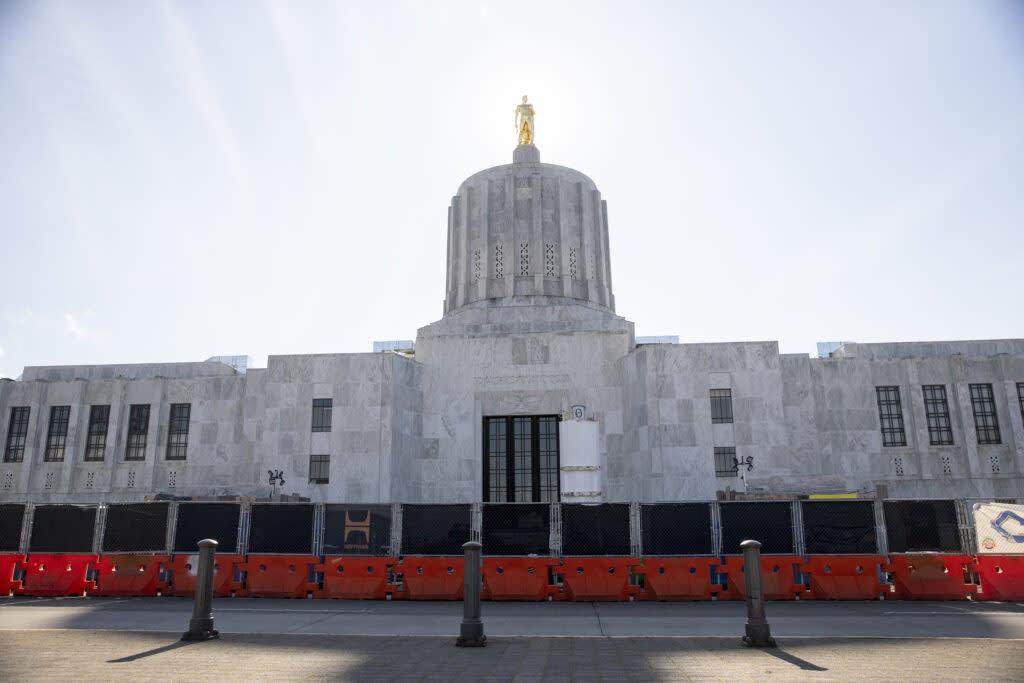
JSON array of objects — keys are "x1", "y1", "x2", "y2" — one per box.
[{"x1": 559, "y1": 419, "x2": 601, "y2": 502}]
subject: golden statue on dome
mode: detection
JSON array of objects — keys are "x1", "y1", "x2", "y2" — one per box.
[{"x1": 515, "y1": 95, "x2": 535, "y2": 146}]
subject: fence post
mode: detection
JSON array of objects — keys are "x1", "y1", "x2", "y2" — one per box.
[
  {"x1": 182, "y1": 539, "x2": 219, "y2": 641},
  {"x1": 455, "y1": 540, "x2": 486, "y2": 647},
  {"x1": 740, "y1": 539, "x2": 775, "y2": 648}
]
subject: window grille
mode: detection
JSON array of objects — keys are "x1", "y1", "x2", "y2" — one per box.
[
  {"x1": 714, "y1": 446, "x2": 737, "y2": 477},
  {"x1": 483, "y1": 415, "x2": 559, "y2": 502},
  {"x1": 84, "y1": 405, "x2": 110, "y2": 461},
  {"x1": 44, "y1": 406, "x2": 70, "y2": 462},
  {"x1": 710, "y1": 389, "x2": 733, "y2": 424},
  {"x1": 311, "y1": 398, "x2": 332, "y2": 432},
  {"x1": 922, "y1": 385, "x2": 953, "y2": 446},
  {"x1": 166, "y1": 403, "x2": 190, "y2": 460},
  {"x1": 875, "y1": 386, "x2": 907, "y2": 447},
  {"x1": 969, "y1": 383, "x2": 1001, "y2": 444},
  {"x1": 125, "y1": 404, "x2": 150, "y2": 461},
  {"x1": 309, "y1": 454, "x2": 330, "y2": 484},
  {"x1": 3, "y1": 407, "x2": 30, "y2": 463}
]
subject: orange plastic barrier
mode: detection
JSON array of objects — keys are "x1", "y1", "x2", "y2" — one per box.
[
  {"x1": 800, "y1": 556, "x2": 887, "y2": 600},
  {"x1": 885, "y1": 554, "x2": 977, "y2": 600},
  {"x1": 1, "y1": 554, "x2": 25, "y2": 595},
  {"x1": 715, "y1": 555, "x2": 803, "y2": 601},
  {"x1": 561, "y1": 557, "x2": 639, "y2": 601},
  {"x1": 400, "y1": 557, "x2": 463, "y2": 600},
  {"x1": 482, "y1": 557, "x2": 561, "y2": 601},
  {"x1": 241, "y1": 555, "x2": 319, "y2": 598},
  {"x1": 22, "y1": 554, "x2": 97, "y2": 596},
  {"x1": 976, "y1": 555, "x2": 1024, "y2": 601},
  {"x1": 317, "y1": 556, "x2": 398, "y2": 599},
  {"x1": 633, "y1": 557, "x2": 720, "y2": 601},
  {"x1": 167, "y1": 553, "x2": 244, "y2": 597},
  {"x1": 94, "y1": 554, "x2": 170, "y2": 597}
]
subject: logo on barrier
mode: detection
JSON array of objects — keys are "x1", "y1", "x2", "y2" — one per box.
[
  {"x1": 990, "y1": 510, "x2": 1024, "y2": 543},
  {"x1": 981, "y1": 537, "x2": 996, "y2": 550}
]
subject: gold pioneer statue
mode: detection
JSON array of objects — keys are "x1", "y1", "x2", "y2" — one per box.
[{"x1": 515, "y1": 95, "x2": 535, "y2": 146}]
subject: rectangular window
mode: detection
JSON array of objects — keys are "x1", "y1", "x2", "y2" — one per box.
[
  {"x1": 876, "y1": 386, "x2": 907, "y2": 447},
  {"x1": 714, "y1": 446, "x2": 737, "y2": 477},
  {"x1": 311, "y1": 398, "x2": 332, "y2": 432},
  {"x1": 84, "y1": 405, "x2": 110, "y2": 462},
  {"x1": 710, "y1": 389, "x2": 733, "y2": 424},
  {"x1": 483, "y1": 415, "x2": 560, "y2": 502},
  {"x1": 309, "y1": 454, "x2": 330, "y2": 484},
  {"x1": 44, "y1": 406, "x2": 71, "y2": 462},
  {"x1": 3, "y1": 407, "x2": 30, "y2": 463},
  {"x1": 125, "y1": 404, "x2": 150, "y2": 461},
  {"x1": 166, "y1": 403, "x2": 191, "y2": 460},
  {"x1": 969, "y1": 383, "x2": 1001, "y2": 444},
  {"x1": 922, "y1": 385, "x2": 954, "y2": 446}
]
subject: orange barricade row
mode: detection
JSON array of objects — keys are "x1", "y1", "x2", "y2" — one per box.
[
  {"x1": 885, "y1": 554, "x2": 977, "y2": 600},
  {"x1": 482, "y1": 557, "x2": 561, "y2": 601},
  {"x1": 633, "y1": 557, "x2": 720, "y2": 601},
  {"x1": 800, "y1": 555, "x2": 887, "y2": 600},
  {"x1": 1, "y1": 554, "x2": 25, "y2": 596},
  {"x1": 94, "y1": 554, "x2": 170, "y2": 597},
  {"x1": 715, "y1": 555, "x2": 803, "y2": 601},
  {"x1": 560, "y1": 557, "x2": 639, "y2": 601},
  {"x1": 22, "y1": 554, "x2": 98, "y2": 596},
  {"x1": 400, "y1": 557, "x2": 463, "y2": 600},
  {"x1": 168, "y1": 553, "x2": 244, "y2": 597},
  {"x1": 241, "y1": 555, "x2": 319, "y2": 598},
  {"x1": 976, "y1": 555, "x2": 1024, "y2": 601},
  {"x1": 317, "y1": 556, "x2": 398, "y2": 599}
]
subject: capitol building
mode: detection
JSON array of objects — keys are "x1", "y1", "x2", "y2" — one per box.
[{"x1": 2, "y1": 107, "x2": 1022, "y2": 507}]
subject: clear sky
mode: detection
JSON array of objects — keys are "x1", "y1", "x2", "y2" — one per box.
[{"x1": 1, "y1": 0, "x2": 1022, "y2": 379}]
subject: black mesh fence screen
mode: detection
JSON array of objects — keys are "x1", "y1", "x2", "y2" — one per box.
[
  {"x1": 641, "y1": 503, "x2": 713, "y2": 555},
  {"x1": 248, "y1": 504, "x2": 315, "y2": 554},
  {"x1": 0, "y1": 504, "x2": 25, "y2": 552},
  {"x1": 323, "y1": 505, "x2": 392, "y2": 556},
  {"x1": 174, "y1": 503, "x2": 241, "y2": 553},
  {"x1": 561, "y1": 503, "x2": 631, "y2": 556},
  {"x1": 801, "y1": 501, "x2": 878, "y2": 554},
  {"x1": 102, "y1": 503, "x2": 169, "y2": 552},
  {"x1": 401, "y1": 504, "x2": 471, "y2": 555},
  {"x1": 29, "y1": 505, "x2": 97, "y2": 553},
  {"x1": 883, "y1": 500, "x2": 962, "y2": 553},
  {"x1": 481, "y1": 503, "x2": 550, "y2": 556},
  {"x1": 720, "y1": 502, "x2": 794, "y2": 555}
]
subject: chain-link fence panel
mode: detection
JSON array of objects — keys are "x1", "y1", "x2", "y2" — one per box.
[
  {"x1": 719, "y1": 501, "x2": 794, "y2": 555},
  {"x1": 400, "y1": 504, "x2": 472, "y2": 555},
  {"x1": 323, "y1": 504, "x2": 392, "y2": 556},
  {"x1": 173, "y1": 503, "x2": 241, "y2": 553},
  {"x1": 101, "y1": 503, "x2": 169, "y2": 552},
  {"x1": 0, "y1": 503, "x2": 25, "y2": 552},
  {"x1": 640, "y1": 503, "x2": 713, "y2": 556},
  {"x1": 561, "y1": 503, "x2": 631, "y2": 556},
  {"x1": 248, "y1": 503, "x2": 316, "y2": 554},
  {"x1": 883, "y1": 500, "x2": 962, "y2": 553},
  {"x1": 29, "y1": 505, "x2": 97, "y2": 553},
  {"x1": 481, "y1": 503, "x2": 550, "y2": 556},
  {"x1": 801, "y1": 500, "x2": 878, "y2": 554}
]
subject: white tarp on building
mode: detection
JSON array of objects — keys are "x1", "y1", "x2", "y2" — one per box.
[{"x1": 973, "y1": 502, "x2": 1024, "y2": 554}]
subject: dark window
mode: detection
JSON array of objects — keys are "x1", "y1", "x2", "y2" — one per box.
[
  {"x1": 922, "y1": 385, "x2": 954, "y2": 446},
  {"x1": 4, "y1": 407, "x2": 30, "y2": 463},
  {"x1": 970, "y1": 383, "x2": 1001, "y2": 444},
  {"x1": 876, "y1": 386, "x2": 907, "y2": 447},
  {"x1": 714, "y1": 446, "x2": 737, "y2": 477},
  {"x1": 309, "y1": 454, "x2": 330, "y2": 484},
  {"x1": 125, "y1": 404, "x2": 150, "y2": 461},
  {"x1": 44, "y1": 406, "x2": 71, "y2": 462},
  {"x1": 165, "y1": 403, "x2": 190, "y2": 460},
  {"x1": 84, "y1": 405, "x2": 110, "y2": 461},
  {"x1": 483, "y1": 415, "x2": 559, "y2": 502},
  {"x1": 311, "y1": 398, "x2": 332, "y2": 432},
  {"x1": 710, "y1": 388, "x2": 733, "y2": 424}
]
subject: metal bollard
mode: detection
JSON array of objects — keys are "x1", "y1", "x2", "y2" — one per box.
[
  {"x1": 455, "y1": 541, "x2": 486, "y2": 647},
  {"x1": 740, "y1": 539, "x2": 776, "y2": 647},
  {"x1": 182, "y1": 539, "x2": 220, "y2": 641}
]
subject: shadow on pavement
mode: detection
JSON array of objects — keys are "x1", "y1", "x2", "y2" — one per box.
[
  {"x1": 107, "y1": 640, "x2": 195, "y2": 662},
  {"x1": 763, "y1": 646, "x2": 828, "y2": 671}
]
